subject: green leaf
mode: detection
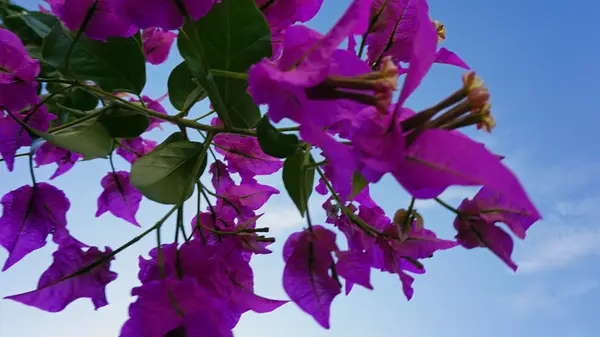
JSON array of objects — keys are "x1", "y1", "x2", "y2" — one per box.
[
  {"x1": 256, "y1": 116, "x2": 299, "y2": 158},
  {"x1": 46, "y1": 84, "x2": 99, "y2": 111},
  {"x1": 130, "y1": 140, "x2": 208, "y2": 205},
  {"x1": 178, "y1": 0, "x2": 271, "y2": 128},
  {"x1": 42, "y1": 24, "x2": 146, "y2": 94},
  {"x1": 349, "y1": 171, "x2": 369, "y2": 199},
  {"x1": 283, "y1": 150, "x2": 315, "y2": 216},
  {"x1": 168, "y1": 62, "x2": 207, "y2": 111},
  {"x1": 42, "y1": 116, "x2": 113, "y2": 160},
  {"x1": 3, "y1": 11, "x2": 57, "y2": 44},
  {"x1": 64, "y1": 88, "x2": 99, "y2": 111},
  {"x1": 99, "y1": 105, "x2": 149, "y2": 138}
]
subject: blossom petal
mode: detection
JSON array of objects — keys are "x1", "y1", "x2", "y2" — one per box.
[
  {"x1": 435, "y1": 47, "x2": 470, "y2": 69},
  {"x1": 142, "y1": 27, "x2": 177, "y2": 65},
  {"x1": 283, "y1": 227, "x2": 341, "y2": 329},
  {"x1": 6, "y1": 243, "x2": 117, "y2": 312},
  {"x1": 394, "y1": 129, "x2": 537, "y2": 211},
  {"x1": 96, "y1": 171, "x2": 142, "y2": 226},
  {"x1": 34, "y1": 142, "x2": 82, "y2": 179},
  {"x1": 0, "y1": 183, "x2": 70, "y2": 270},
  {"x1": 335, "y1": 250, "x2": 373, "y2": 294}
]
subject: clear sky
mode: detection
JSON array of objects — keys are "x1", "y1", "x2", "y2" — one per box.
[{"x1": 1, "y1": 0, "x2": 600, "y2": 337}]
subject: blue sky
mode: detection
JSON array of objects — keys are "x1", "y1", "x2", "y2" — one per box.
[{"x1": 1, "y1": 0, "x2": 600, "y2": 336}]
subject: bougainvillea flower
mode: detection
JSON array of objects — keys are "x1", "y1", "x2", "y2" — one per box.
[
  {"x1": 47, "y1": 0, "x2": 137, "y2": 41},
  {"x1": 120, "y1": 278, "x2": 233, "y2": 337},
  {"x1": 141, "y1": 27, "x2": 177, "y2": 65},
  {"x1": 392, "y1": 129, "x2": 538, "y2": 212},
  {"x1": 6, "y1": 243, "x2": 117, "y2": 312},
  {"x1": 126, "y1": 240, "x2": 286, "y2": 335},
  {"x1": 0, "y1": 107, "x2": 55, "y2": 171},
  {"x1": 435, "y1": 47, "x2": 469, "y2": 69},
  {"x1": 335, "y1": 250, "x2": 373, "y2": 294},
  {"x1": 116, "y1": 137, "x2": 157, "y2": 164},
  {"x1": 96, "y1": 171, "x2": 142, "y2": 226},
  {"x1": 34, "y1": 142, "x2": 82, "y2": 179},
  {"x1": 130, "y1": 94, "x2": 169, "y2": 131},
  {"x1": 0, "y1": 28, "x2": 41, "y2": 112},
  {"x1": 301, "y1": 125, "x2": 356, "y2": 201},
  {"x1": 123, "y1": 0, "x2": 217, "y2": 31},
  {"x1": 209, "y1": 161, "x2": 234, "y2": 194},
  {"x1": 384, "y1": 221, "x2": 458, "y2": 259},
  {"x1": 221, "y1": 180, "x2": 280, "y2": 212},
  {"x1": 366, "y1": 0, "x2": 438, "y2": 107},
  {"x1": 454, "y1": 199, "x2": 517, "y2": 271},
  {"x1": 453, "y1": 187, "x2": 541, "y2": 270},
  {"x1": 249, "y1": 0, "x2": 373, "y2": 126},
  {"x1": 468, "y1": 187, "x2": 541, "y2": 239},
  {"x1": 212, "y1": 119, "x2": 282, "y2": 180},
  {"x1": 349, "y1": 108, "x2": 405, "y2": 183},
  {"x1": 256, "y1": 0, "x2": 324, "y2": 29},
  {"x1": 283, "y1": 226, "x2": 341, "y2": 329},
  {"x1": 0, "y1": 183, "x2": 72, "y2": 270}
]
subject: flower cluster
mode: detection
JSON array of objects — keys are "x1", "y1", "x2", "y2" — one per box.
[{"x1": 0, "y1": 0, "x2": 541, "y2": 336}]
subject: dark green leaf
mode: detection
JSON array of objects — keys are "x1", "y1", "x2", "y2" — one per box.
[
  {"x1": 46, "y1": 85, "x2": 99, "y2": 111},
  {"x1": 3, "y1": 11, "x2": 57, "y2": 44},
  {"x1": 65, "y1": 88, "x2": 99, "y2": 111},
  {"x1": 130, "y1": 140, "x2": 208, "y2": 205},
  {"x1": 42, "y1": 24, "x2": 146, "y2": 94},
  {"x1": 177, "y1": 0, "x2": 271, "y2": 128},
  {"x1": 256, "y1": 116, "x2": 299, "y2": 158},
  {"x1": 42, "y1": 116, "x2": 113, "y2": 159},
  {"x1": 0, "y1": 2, "x2": 27, "y2": 19},
  {"x1": 99, "y1": 106, "x2": 149, "y2": 138},
  {"x1": 349, "y1": 171, "x2": 369, "y2": 199},
  {"x1": 168, "y1": 62, "x2": 207, "y2": 111},
  {"x1": 283, "y1": 150, "x2": 315, "y2": 216}
]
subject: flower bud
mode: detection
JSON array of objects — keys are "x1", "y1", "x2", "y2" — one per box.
[
  {"x1": 462, "y1": 71, "x2": 494, "y2": 131},
  {"x1": 433, "y1": 20, "x2": 446, "y2": 43}
]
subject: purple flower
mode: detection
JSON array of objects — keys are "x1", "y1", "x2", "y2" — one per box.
[
  {"x1": 435, "y1": 47, "x2": 469, "y2": 69},
  {"x1": 6, "y1": 242, "x2": 117, "y2": 312},
  {"x1": 120, "y1": 278, "x2": 233, "y2": 337},
  {"x1": 213, "y1": 119, "x2": 282, "y2": 180},
  {"x1": 205, "y1": 162, "x2": 279, "y2": 225},
  {"x1": 349, "y1": 107, "x2": 406, "y2": 183},
  {"x1": 116, "y1": 137, "x2": 157, "y2": 164},
  {"x1": 47, "y1": 0, "x2": 137, "y2": 41},
  {"x1": 383, "y1": 220, "x2": 458, "y2": 260},
  {"x1": 124, "y1": 240, "x2": 286, "y2": 335},
  {"x1": 123, "y1": 0, "x2": 217, "y2": 31},
  {"x1": 257, "y1": 0, "x2": 323, "y2": 29},
  {"x1": 0, "y1": 183, "x2": 72, "y2": 270},
  {"x1": 283, "y1": 226, "x2": 341, "y2": 329},
  {"x1": 0, "y1": 28, "x2": 40, "y2": 112},
  {"x1": 335, "y1": 250, "x2": 373, "y2": 295},
  {"x1": 96, "y1": 171, "x2": 142, "y2": 226},
  {"x1": 392, "y1": 129, "x2": 539, "y2": 212},
  {"x1": 469, "y1": 187, "x2": 541, "y2": 239},
  {"x1": 453, "y1": 187, "x2": 542, "y2": 271},
  {"x1": 142, "y1": 27, "x2": 177, "y2": 65},
  {"x1": 366, "y1": 0, "x2": 438, "y2": 107},
  {"x1": 0, "y1": 107, "x2": 55, "y2": 171},
  {"x1": 249, "y1": 0, "x2": 373, "y2": 127},
  {"x1": 34, "y1": 142, "x2": 83, "y2": 179}
]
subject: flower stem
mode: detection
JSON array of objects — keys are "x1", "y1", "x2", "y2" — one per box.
[
  {"x1": 434, "y1": 198, "x2": 460, "y2": 214},
  {"x1": 316, "y1": 167, "x2": 382, "y2": 237}
]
